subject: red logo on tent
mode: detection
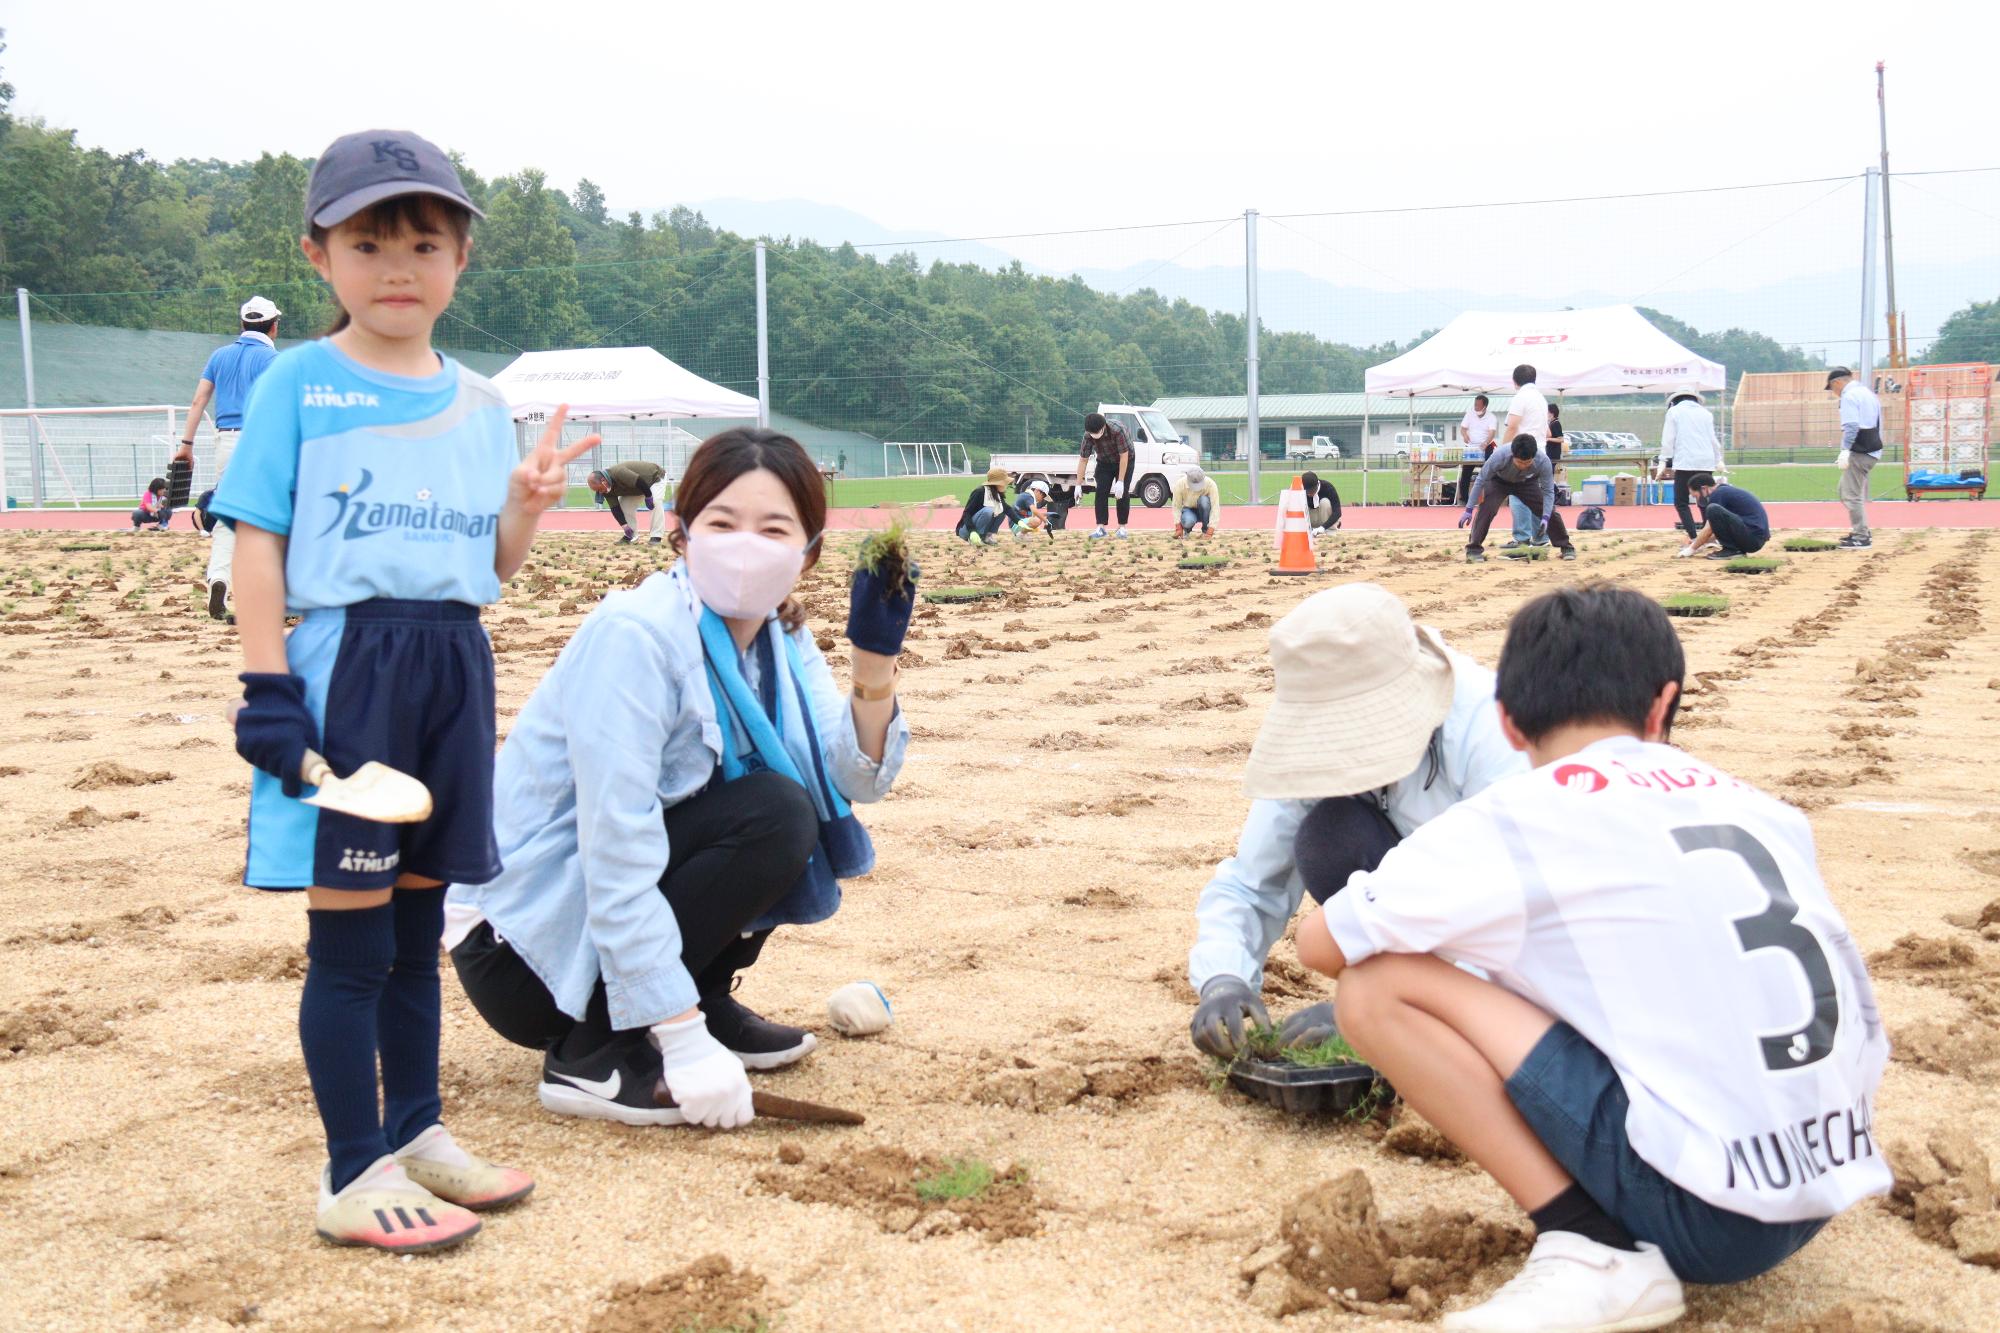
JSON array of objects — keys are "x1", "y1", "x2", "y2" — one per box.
[
  {"x1": 1552, "y1": 763, "x2": 1609, "y2": 793},
  {"x1": 1509, "y1": 334, "x2": 1569, "y2": 345}
]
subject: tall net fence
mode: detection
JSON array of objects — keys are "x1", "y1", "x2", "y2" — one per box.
[{"x1": 7, "y1": 168, "x2": 1997, "y2": 508}]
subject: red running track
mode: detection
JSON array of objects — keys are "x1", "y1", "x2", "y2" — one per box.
[{"x1": 3, "y1": 499, "x2": 1992, "y2": 534}]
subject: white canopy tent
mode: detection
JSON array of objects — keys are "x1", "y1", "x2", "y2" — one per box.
[
  {"x1": 492, "y1": 346, "x2": 760, "y2": 493},
  {"x1": 1358, "y1": 304, "x2": 1726, "y2": 503}
]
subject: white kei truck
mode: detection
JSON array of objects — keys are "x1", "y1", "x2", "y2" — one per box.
[{"x1": 988, "y1": 404, "x2": 1202, "y2": 509}]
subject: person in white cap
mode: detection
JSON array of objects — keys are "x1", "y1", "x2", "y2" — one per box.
[
  {"x1": 1653, "y1": 384, "x2": 1721, "y2": 548},
  {"x1": 1187, "y1": 583, "x2": 1525, "y2": 1058},
  {"x1": 178, "y1": 296, "x2": 282, "y2": 620},
  {"x1": 1171, "y1": 465, "x2": 1220, "y2": 537}
]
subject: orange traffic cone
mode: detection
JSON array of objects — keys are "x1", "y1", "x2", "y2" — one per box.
[{"x1": 1271, "y1": 477, "x2": 1318, "y2": 576}]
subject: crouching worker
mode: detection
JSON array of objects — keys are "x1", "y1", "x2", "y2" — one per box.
[
  {"x1": 1677, "y1": 472, "x2": 1770, "y2": 560},
  {"x1": 1294, "y1": 584, "x2": 1888, "y2": 1332},
  {"x1": 955, "y1": 466, "x2": 1013, "y2": 545},
  {"x1": 587, "y1": 460, "x2": 668, "y2": 544},
  {"x1": 448, "y1": 428, "x2": 914, "y2": 1131},
  {"x1": 1300, "y1": 470, "x2": 1342, "y2": 533},
  {"x1": 1187, "y1": 583, "x2": 1524, "y2": 1058},
  {"x1": 1173, "y1": 465, "x2": 1220, "y2": 537}
]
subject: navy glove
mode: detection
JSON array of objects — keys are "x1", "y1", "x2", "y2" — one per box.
[
  {"x1": 234, "y1": 672, "x2": 318, "y2": 798},
  {"x1": 1190, "y1": 975, "x2": 1270, "y2": 1059},
  {"x1": 846, "y1": 559, "x2": 919, "y2": 657},
  {"x1": 1457, "y1": 509, "x2": 1473, "y2": 529}
]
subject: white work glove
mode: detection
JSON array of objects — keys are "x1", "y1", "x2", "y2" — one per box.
[
  {"x1": 651, "y1": 1014, "x2": 754, "y2": 1129},
  {"x1": 1111, "y1": 479, "x2": 1125, "y2": 499},
  {"x1": 1836, "y1": 449, "x2": 1851, "y2": 472}
]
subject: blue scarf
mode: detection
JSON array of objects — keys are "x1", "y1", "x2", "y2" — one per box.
[{"x1": 698, "y1": 608, "x2": 874, "y2": 931}]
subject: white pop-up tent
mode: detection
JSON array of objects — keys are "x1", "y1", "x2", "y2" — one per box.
[
  {"x1": 1358, "y1": 304, "x2": 1726, "y2": 502},
  {"x1": 1363, "y1": 304, "x2": 1726, "y2": 398},
  {"x1": 492, "y1": 346, "x2": 759, "y2": 422}
]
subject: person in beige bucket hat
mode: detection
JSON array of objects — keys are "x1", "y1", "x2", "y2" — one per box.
[
  {"x1": 1187, "y1": 582, "x2": 1524, "y2": 1058},
  {"x1": 954, "y1": 466, "x2": 1014, "y2": 545}
]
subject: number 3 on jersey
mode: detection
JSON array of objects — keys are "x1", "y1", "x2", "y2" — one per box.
[{"x1": 1673, "y1": 824, "x2": 1839, "y2": 1071}]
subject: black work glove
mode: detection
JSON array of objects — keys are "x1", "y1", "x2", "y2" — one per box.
[
  {"x1": 1276, "y1": 1001, "x2": 1338, "y2": 1051},
  {"x1": 1190, "y1": 975, "x2": 1271, "y2": 1059},
  {"x1": 234, "y1": 672, "x2": 318, "y2": 798},
  {"x1": 846, "y1": 559, "x2": 920, "y2": 657}
]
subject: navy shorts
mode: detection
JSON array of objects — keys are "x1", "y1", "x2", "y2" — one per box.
[
  {"x1": 245, "y1": 598, "x2": 500, "y2": 892},
  {"x1": 1506, "y1": 1022, "x2": 1826, "y2": 1284}
]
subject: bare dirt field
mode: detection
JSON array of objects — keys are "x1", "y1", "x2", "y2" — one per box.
[{"x1": 2, "y1": 523, "x2": 1999, "y2": 1331}]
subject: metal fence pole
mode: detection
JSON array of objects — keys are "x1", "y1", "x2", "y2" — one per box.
[
  {"x1": 1244, "y1": 210, "x2": 1260, "y2": 505},
  {"x1": 1859, "y1": 167, "x2": 1879, "y2": 383},
  {"x1": 754, "y1": 242, "x2": 771, "y2": 430},
  {"x1": 17, "y1": 288, "x2": 45, "y2": 507}
]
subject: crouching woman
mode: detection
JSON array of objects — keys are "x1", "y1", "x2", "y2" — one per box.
[{"x1": 445, "y1": 428, "x2": 915, "y2": 1130}]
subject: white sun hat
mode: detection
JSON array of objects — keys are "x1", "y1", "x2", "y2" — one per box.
[{"x1": 1242, "y1": 583, "x2": 1456, "y2": 801}]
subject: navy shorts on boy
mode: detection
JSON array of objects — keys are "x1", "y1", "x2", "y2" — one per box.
[{"x1": 208, "y1": 339, "x2": 515, "y2": 891}]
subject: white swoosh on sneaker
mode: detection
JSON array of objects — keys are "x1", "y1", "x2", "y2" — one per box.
[{"x1": 552, "y1": 1068, "x2": 621, "y2": 1099}]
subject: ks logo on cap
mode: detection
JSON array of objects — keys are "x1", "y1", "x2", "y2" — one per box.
[
  {"x1": 1552, "y1": 763, "x2": 1610, "y2": 793},
  {"x1": 372, "y1": 139, "x2": 421, "y2": 172}
]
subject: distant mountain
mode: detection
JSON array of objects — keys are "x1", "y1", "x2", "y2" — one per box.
[{"x1": 678, "y1": 198, "x2": 1997, "y2": 359}]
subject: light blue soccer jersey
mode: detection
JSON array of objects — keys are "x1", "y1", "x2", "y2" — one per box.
[
  {"x1": 201, "y1": 332, "x2": 279, "y2": 429},
  {"x1": 209, "y1": 340, "x2": 516, "y2": 611}
]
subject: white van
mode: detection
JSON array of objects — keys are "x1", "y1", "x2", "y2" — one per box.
[{"x1": 990, "y1": 404, "x2": 1200, "y2": 509}]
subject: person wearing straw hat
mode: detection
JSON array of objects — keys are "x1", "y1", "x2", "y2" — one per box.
[
  {"x1": 1654, "y1": 384, "x2": 1721, "y2": 547},
  {"x1": 1187, "y1": 583, "x2": 1525, "y2": 1058},
  {"x1": 955, "y1": 466, "x2": 1013, "y2": 545}
]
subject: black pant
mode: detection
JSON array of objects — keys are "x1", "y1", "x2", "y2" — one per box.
[
  {"x1": 1093, "y1": 459, "x2": 1131, "y2": 527},
  {"x1": 1671, "y1": 470, "x2": 1701, "y2": 540},
  {"x1": 1706, "y1": 506, "x2": 1768, "y2": 555},
  {"x1": 1466, "y1": 474, "x2": 1572, "y2": 555},
  {"x1": 1546, "y1": 438, "x2": 1563, "y2": 468},
  {"x1": 450, "y1": 770, "x2": 818, "y2": 1061},
  {"x1": 1294, "y1": 796, "x2": 1402, "y2": 904}
]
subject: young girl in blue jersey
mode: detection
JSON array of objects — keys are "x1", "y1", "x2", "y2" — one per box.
[{"x1": 209, "y1": 130, "x2": 599, "y2": 1254}]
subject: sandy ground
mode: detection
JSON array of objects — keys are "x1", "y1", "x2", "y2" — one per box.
[{"x1": 2, "y1": 522, "x2": 1998, "y2": 1332}]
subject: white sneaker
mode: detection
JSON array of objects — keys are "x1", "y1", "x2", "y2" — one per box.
[
  {"x1": 1441, "y1": 1233, "x2": 1683, "y2": 1333},
  {"x1": 1114, "y1": 527, "x2": 1129, "y2": 539},
  {"x1": 1089, "y1": 526, "x2": 1107, "y2": 539}
]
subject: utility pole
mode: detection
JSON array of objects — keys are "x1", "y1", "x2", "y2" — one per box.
[
  {"x1": 754, "y1": 242, "x2": 770, "y2": 429},
  {"x1": 18, "y1": 288, "x2": 44, "y2": 507},
  {"x1": 1876, "y1": 62, "x2": 1903, "y2": 370},
  {"x1": 1245, "y1": 209, "x2": 1261, "y2": 504},
  {"x1": 1859, "y1": 168, "x2": 1879, "y2": 384}
]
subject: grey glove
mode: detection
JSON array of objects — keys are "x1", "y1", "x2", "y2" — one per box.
[
  {"x1": 1190, "y1": 975, "x2": 1270, "y2": 1058},
  {"x1": 1276, "y1": 1001, "x2": 1338, "y2": 1051}
]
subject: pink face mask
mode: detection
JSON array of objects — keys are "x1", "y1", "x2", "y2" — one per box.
[{"x1": 684, "y1": 529, "x2": 815, "y2": 620}]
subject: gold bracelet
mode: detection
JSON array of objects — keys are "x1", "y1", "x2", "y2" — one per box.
[{"x1": 852, "y1": 667, "x2": 898, "y2": 702}]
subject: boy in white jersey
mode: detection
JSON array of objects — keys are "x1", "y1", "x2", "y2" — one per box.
[
  {"x1": 1295, "y1": 584, "x2": 1888, "y2": 1332},
  {"x1": 212, "y1": 129, "x2": 599, "y2": 1254}
]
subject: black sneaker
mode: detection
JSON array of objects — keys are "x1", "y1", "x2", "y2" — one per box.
[
  {"x1": 1838, "y1": 534, "x2": 1872, "y2": 548},
  {"x1": 701, "y1": 990, "x2": 817, "y2": 1070},
  {"x1": 1704, "y1": 548, "x2": 1744, "y2": 560},
  {"x1": 1466, "y1": 551, "x2": 1488, "y2": 563},
  {"x1": 648, "y1": 537, "x2": 662, "y2": 545},
  {"x1": 538, "y1": 1035, "x2": 682, "y2": 1126},
  {"x1": 1559, "y1": 548, "x2": 1578, "y2": 561},
  {"x1": 207, "y1": 580, "x2": 229, "y2": 620}
]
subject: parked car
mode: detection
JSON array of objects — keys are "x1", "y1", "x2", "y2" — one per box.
[{"x1": 990, "y1": 403, "x2": 1200, "y2": 509}]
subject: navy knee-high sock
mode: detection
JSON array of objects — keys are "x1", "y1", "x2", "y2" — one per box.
[
  {"x1": 300, "y1": 904, "x2": 395, "y2": 1193},
  {"x1": 378, "y1": 889, "x2": 445, "y2": 1153}
]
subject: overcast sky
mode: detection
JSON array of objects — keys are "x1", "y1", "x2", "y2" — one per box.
[{"x1": 6, "y1": 0, "x2": 1996, "y2": 325}]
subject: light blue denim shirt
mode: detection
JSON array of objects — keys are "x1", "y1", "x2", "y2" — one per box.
[
  {"x1": 1187, "y1": 647, "x2": 1525, "y2": 993},
  {"x1": 453, "y1": 565, "x2": 907, "y2": 1031}
]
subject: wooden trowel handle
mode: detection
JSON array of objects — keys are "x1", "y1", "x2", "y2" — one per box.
[
  {"x1": 652, "y1": 1084, "x2": 865, "y2": 1125},
  {"x1": 301, "y1": 750, "x2": 333, "y2": 788}
]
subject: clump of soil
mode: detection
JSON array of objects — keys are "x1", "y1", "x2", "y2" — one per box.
[
  {"x1": 61, "y1": 806, "x2": 143, "y2": 829},
  {"x1": 1381, "y1": 1106, "x2": 1465, "y2": 1163},
  {"x1": 1, "y1": 997, "x2": 119, "y2": 1057},
  {"x1": 1891, "y1": 1019, "x2": 2000, "y2": 1078},
  {"x1": 1031, "y1": 730, "x2": 1106, "y2": 752},
  {"x1": 1061, "y1": 885, "x2": 1132, "y2": 910},
  {"x1": 589, "y1": 1254, "x2": 772, "y2": 1333},
  {"x1": 1885, "y1": 1128, "x2": 2000, "y2": 1266},
  {"x1": 203, "y1": 943, "x2": 308, "y2": 984},
  {"x1": 1178, "y1": 690, "x2": 1247, "y2": 711},
  {"x1": 755, "y1": 1145, "x2": 1040, "y2": 1241},
  {"x1": 972, "y1": 1054, "x2": 1188, "y2": 1112},
  {"x1": 68, "y1": 760, "x2": 172, "y2": 790},
  {"x1": 1770, "y1": 1300, "x2": 1950, "y2": 1333},
  {"x1": 1869, "y1": 933, "x2": 1978, "y2": 974},
  {"x1": 1239, "y1": 1169, "x2": 1529, "y2": 1319}
]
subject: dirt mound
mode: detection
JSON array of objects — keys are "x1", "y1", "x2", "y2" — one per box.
[
  {"x1": 1261, "y1": 955, "x2": 1328, "y2": 1003},
  {"x1": 0, "y1": 997, "x2": 121, "y2": 1057},
  {"x1": 971, "y1": 1054, "x2": 1189, "y2": 1112},
  {"x1": 1770, "y1": 1301, "x2": 1951, "y2": 1333},
  {"x1": 1869, "y1": 933, "x2": 1978, "y2": 974},
  {"x1": 1886, "y1": 1129, "x2": 2000, "y2": 1266},
  {"x1": 1031, "y1": 730, "x2": 1106, "y2": 752},
  {"x1": 68, "y1": 760, "x2": 172, "y2": 790},
  {"x1": 59, "y1": 806, "x2": 142, "y2": 829},
  {"x1": 1891, "y1": 1020, "x2": 2000, "y2": 1078},
  {"x1": 1061, "y1": 885, "x2": 1132, "y2": 909},
  {"x1": 1381, "y1": 1106, "x2": 1465, "y2": 1163},
  {"x1": 1177, "y1": 690, "x2": 1247, "y2": 711},
  {"x1": 1960, "y1": 852, "x2": 2000, "y2": 879},
  {"x1": 589, "y1": 1255, "x2": 772, "y2": 1333},
  {"x1": 755, "y1": 1146, "x2": 1040, "y2": 1240},
  {"x1": 203, "y1": 944, "x2": 308, "y2": 984},
  {"x1": 141, "y1": 1259, "x2": 266, "y2": 1326},
  {"x1": 1240, "y1": 1169, "x2": 1530, "y2": 1319}
]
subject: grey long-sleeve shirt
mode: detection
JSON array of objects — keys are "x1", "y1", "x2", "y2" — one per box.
[{"x1": 1465, "y1": 450, "x2": 1554, "y2": 521}]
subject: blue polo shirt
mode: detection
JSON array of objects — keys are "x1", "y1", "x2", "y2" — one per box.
[
  {"x1": 201, "y1": 331, "x2": 280, "y2": 429},
  {"x1": 1704, "y1": 484, "x2": 1769, "y2": 540}
]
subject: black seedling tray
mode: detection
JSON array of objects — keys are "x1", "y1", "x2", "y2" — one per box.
[
  {"x1": 1228, "y1": 1058, "x2": 1393, "y2": 1116},
  {"x1": 1177, "y1": 558, "x2": 1229, "y2": 570}
]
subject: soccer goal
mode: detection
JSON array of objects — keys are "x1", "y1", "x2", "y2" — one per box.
[
  {"x1": 0, "y1": 405, "x2": 213, "y2": 508},
  {"x1": 883, "y1": 442, "x2": 971, "y2": 476}
]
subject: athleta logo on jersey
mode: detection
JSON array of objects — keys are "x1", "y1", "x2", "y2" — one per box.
[
  {"x1": 337, "y1": 846, "x2": 400, "y2": 874},
  {"x1": 303, "y1": 382, "x2": 382, "y2": 409},
  {"x1": 318, "y1": 469, "x2": 498, "y2": 543}
]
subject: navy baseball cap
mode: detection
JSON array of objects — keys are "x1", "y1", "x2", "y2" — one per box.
[{"x1": 304, "y1": 130, "x2": 485, "y2": 229}]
